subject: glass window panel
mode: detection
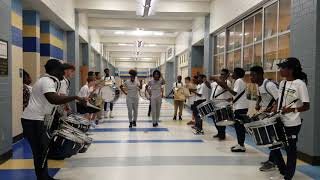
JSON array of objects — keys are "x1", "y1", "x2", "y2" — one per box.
[
  {"x1": 234, "y1": 23, "x2": 243, "y2": 49},
  {"x1": 214, "y1": 55, "x2": 220, "y2": 75},
  {"x1": 219, "y1": 54, "x2": 225, "y2": 71},
  {"x1": 244, "y1": 17, "x2": 254, "y2": 45},
  {"x1": 243, "y1": 46, "x2": 253, "y2": 71},
  {"x1": 254, "y1": 12, "x2": 263, "y2": 42},
  {"x1": 278, "y1": 33, "x2": 290, "y2": 60},
  {"x1": 253, "y1": 43, "x2": 262, "y2": 66},
  {"x1": 264, "y1": 37, "x2": 278, "y2": 70},
  {"x1": 264, "y1": 3, "x2": 278, "y2": 38},
  {"x1": 227, "y1": 26, "x2": 235, "y2": 50},
  {"x1": 279, "y1": 0, "x2": 291, "y2": 33},
  {"x1": 218, "y1": 32, "x2": 225, "y2": 53},
  {"x1": 234, "y1": 49, "x2": 241, "y2": 68},
  {"x1": 226, "y1": 51, "x2": 234, "y2": 70},
  {"x1": 214, "y1": 36, "x2": 218, "y2": 54}
]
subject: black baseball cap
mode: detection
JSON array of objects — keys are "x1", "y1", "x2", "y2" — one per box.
[
  {"x1": 61, "y1": 63, "x2": 75, "y2": 70},
  {"x1": 277, "y1": 57, "x2": 301, "y2": 69}
]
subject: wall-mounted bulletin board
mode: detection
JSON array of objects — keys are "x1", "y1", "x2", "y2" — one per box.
[{"x1": 0, "y1": 39, "x2": 8, "y2": 76}]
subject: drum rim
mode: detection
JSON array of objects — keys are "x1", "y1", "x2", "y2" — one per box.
[
  {"x1": 245, "y1": 116, "x2": 277, "y2": 128},
  {"x1": 60, "y1": 123, "x2": 86, "y2": 134},
  {"x1": 213, "y1": 105, "x2": 233, "y2": 111},
  {"x1": 216, "y1": 120, "x2": 235, "y2": 126}
]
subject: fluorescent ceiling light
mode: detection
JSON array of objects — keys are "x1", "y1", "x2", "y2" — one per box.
[
  {"x1": 118, "y1": 43, "x2": 134, "y2": 46},
  {"x1": 145, "y1": 44, "x2": 157, "y2": 47},
  {"x1": 114, "y1": 31, "x2": 125, "y2": 35},
  {"x1": 141, "y1": 57, "x2": 153, "y2": 60},
  {"x1": 118, "y1": 58, "x2": 132, "y2": 60},
  {"x1": 136, "y1": 0, "x2": 158, "y2": 17},
  {"x1": 154, "y1": 32, "x2": 164, "y2": 36}
]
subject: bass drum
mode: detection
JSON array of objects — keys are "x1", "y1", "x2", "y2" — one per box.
[
  {"x1": 101, "y1": 85, "x2": 120, "y2": 103},
  {"x1": 139, "y1": 84, "x2": 150, "y2": 100}
]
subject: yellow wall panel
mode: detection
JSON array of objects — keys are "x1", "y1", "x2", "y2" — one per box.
[
  {"x1": 11, "y1": 46, "x2": 23, "y2": 138},
  {"x1": 40, "y1": 34, "x2": 63, "y2": 49},
  {"x1": 11, "y1": 11, "x2": 22, "y2": 29},
  {"x1": 23, "y1": 25, "x2": 40, "y2": 38}
]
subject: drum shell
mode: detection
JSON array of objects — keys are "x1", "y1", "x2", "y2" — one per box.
[
  {"x1": 245, "y1": 117, "x2": 287, "y2": 149},
  {"x1": 196, "y1": 101, "x2": 216, "y2": 118},
  {"x1": 213, "y1": 105, "x2": 235, "y2": 126}
]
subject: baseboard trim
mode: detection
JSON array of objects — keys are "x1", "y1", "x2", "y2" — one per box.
[
  {"x1": 0, "y1": 149, "x2": 12, "y2": 165},
  {"x1": 13, "y1": 133, "x2": 23, "y2": 144},
  {"x1": 298, "y1": 151, "x2": 320, "y2": 165}
]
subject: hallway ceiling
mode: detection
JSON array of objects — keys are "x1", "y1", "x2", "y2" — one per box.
[{"x1": 76, "y1": 0, "x2": 211, "y2": 69}]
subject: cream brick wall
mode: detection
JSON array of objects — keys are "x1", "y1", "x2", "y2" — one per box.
[
  {"x1": 210, "y1": 0, "x2": 263, "y2": 33},
  {"x1": 175, "y1": 32, "x2": 191, "y2": 56},
  {"x1": 23, "y1": 52, "x2": 41, "y2": 83},
  {"x1": 192, "y1": 17, "x2": 205, "y2": 45},
  {"x1": 78, "y1": 13, "x2": 89, "y2": 42}
]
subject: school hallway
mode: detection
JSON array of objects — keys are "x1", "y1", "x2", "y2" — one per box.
[{"x1": 0, "y1": 97, "x2": 318, "y2": 180}]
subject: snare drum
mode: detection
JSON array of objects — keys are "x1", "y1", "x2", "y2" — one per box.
[
  {"x1": 213, "y1": 105, "x2": 235, "y2": 126},
  {"x1": 77, "y1": 133, "x2": 93, "y2": 153},
  {"x1": 65, "y1": 115, "x2": 91, "y2": 132},
  {"x1": 48, "y1": 124, "x2": 85, "y2": 160},
  {"x1": 244, "y1": 116, "x2": 287, "y2": 150},
  {"x1": 197, "y1": 100, "x2": 216, "y2": 118}
]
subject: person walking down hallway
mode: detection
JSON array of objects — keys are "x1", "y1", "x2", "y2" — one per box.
[
  {"x1": 120, "y1": 69, "x2": 142, "y2": 128},
  {"x1": 146, "y1": 70, "x2": 165, "y2": 127},
  {"x1": 103, "y1": 68, "x2": 116, "y2": 118}
]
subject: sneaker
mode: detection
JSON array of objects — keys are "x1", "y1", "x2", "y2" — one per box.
[
  {"x1": 173, "y1": 116, "x2": 177, "y2": 120},
  {"x1": 187, "y1": 121, "x2": 195, "y2": 125},
  {"x1": 194, "y1": 129, "x2": 204, "y2": 135},
  {"x1": 179, "y1": 116, "x2": 182, "y2": 121},
  {"x1": 191, "y1": 125, "x2": 197, "y2": 130},
  {"x1": 261, "y1": 160, "x2": 270, "y2": 165},
  {"x1": 95, "y1": 120, "x2": 99, "y2": 125},
  {"x1": 269, "y1": 172, "x2": 285, "y2": 180},
  {"x1": 129, "y1": 122, "x2": 133, "y2": 128},
  {"x1": 231, "y1": 145, "x2": 246, "y2": 152},
  {"x1": 153, "y1": 123, "x2": 158, "y2": 127},
  {"x1": 133, "y1": 121, "x2": 137, "y2": 127},
  {"x1": 213, "y1": 134, "x2": 220, "y2": 138},
  {"x1": 259, "y1": 161, "x2": 276, "y2": 172}
]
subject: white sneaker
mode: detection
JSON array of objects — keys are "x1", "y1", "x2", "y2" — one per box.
[
  {"x1": 231, "y1": 144, "x2": 246, "y2": 152},
  {"x1": 104, "y1": 111, "x2": 108, "y2": 118},
  {"x1": 269, "y1": 172, "x2": 284, "y2": 180}
]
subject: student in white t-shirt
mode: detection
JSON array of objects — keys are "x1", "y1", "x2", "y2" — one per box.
[
  {"x1": 21, "y1": 59, "x2": 86, "y2": 180},
  {"x1": 58, "y1": 63, "x2": 75, "y2": 115},
  {"x1": 270, "y1": 58, "x2": 310, "y2": 180},
  {"x1": 213, "y1": 68, "x2": 248, "y2": 152},
  {"x1": 250, "y1": 66, "x2": 279, "y2": 172},
  {"x1": 102, "y1": 68, "x2": 116, "y2": 118},
  {"x1": 209, "y1": 69, "x2": 232, "y2": 140},
  {"x1": 192, "y1": 74, "x2": 211, "y2": 135},
  {"x1": 186, "y1": 76, "x2": 198, "y2": 126}
]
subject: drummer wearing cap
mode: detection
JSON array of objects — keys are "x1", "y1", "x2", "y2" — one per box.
[
  {"x1": 59, "y1": 63, "x2": 75, "y2": 114},
  {"x1": 21, "y1": 59, "x2": 86, "y2": 180},
  {"x1": 269, "y1": 57, "x2": 310, "y2": 180}
]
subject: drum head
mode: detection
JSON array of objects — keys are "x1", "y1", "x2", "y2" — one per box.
[
  {"x1": 216, "y1": 120, "x2": 235, "y2": 126},
  {"x1": 101, "y1": 86, "x2": 115, "y2": 102}
]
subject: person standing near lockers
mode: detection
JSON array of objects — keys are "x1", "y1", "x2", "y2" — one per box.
[
  {"x1": 172, "y1": 75, "x2": 184, "y2": 120},
  {"x1": 249, "y1": 66, "x2": 279, "y2": 172},
  {"x1": 146, "y1": 70, "x2": 166, "y2": 127},
  {"x1": 191, "y1": 74, "x2": 211, "y2": 135},
  {"x1": 212, "y1": 67, "x2": 248, "y2": 152},
  {"x1": 102, "y1": 68, "x2": 116, "y2": 118},
  {"x1": 120, "y1": 69, "x2": 142, "y2": 128},
  {"x1": 209, "y1": 69, "x2": 232, "y2": 140},
  {"x1": 269, "y1": 58, "x2": 310, "y2": 180},
  {"x1": 21, "y1": 59, "x2": 86, "y2": 180}
]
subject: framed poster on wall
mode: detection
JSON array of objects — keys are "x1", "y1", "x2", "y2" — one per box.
[{"x1": 0, "y1": 39, "x2": 8, "y2": 76}]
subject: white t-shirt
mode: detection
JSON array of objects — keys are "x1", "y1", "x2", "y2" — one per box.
[
  {"x1": 173, "y1": 82, "x2": 183, "y2": 89},
  {"x1": 124, "y1": 79, "x2": 140, "y2": 98},
  {"x1": 210, "y1": 80, "x2": 232, "y2": 107},
  {"x1": 257, "y1": 79, "x2": 279, "y2": 109},
  {"x1": 103, "y1": 76, "x2": 115, "y2": 84},
  {"x1": 78, "y1": 85, "x2": 91, "y2": 98},
  {"x1": 197, "y1": 82, "x2": 210, "y2": 101},
  {"x1": 278, "y1": 79, "x2": 309, "y2": 127},
  {"x1": 22, "y1": 76, "x2": 59, "y2": 121},
  {"x1": 233, "y1": 78, "x2": 248, "y2": 110},
  {"x1": 59, "y1": 77, "x2": 70, "y2": 95}
]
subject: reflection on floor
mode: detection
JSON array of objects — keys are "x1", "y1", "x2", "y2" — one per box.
[{"x1": 1, "y1": 98, "x2": 319, "y2": 180}]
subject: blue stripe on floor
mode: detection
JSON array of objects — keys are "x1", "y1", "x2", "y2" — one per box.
[
  {"x1": 93, "y1": 139, "x2": 203, "y2": 143},
  {"x1": 89, "y1": 128, "x2": 169, "y2": 132},
  {"x1": 101, "y1": 120, "x2": 154, "y2": 123},
  {"x1": 296, "y1": 165, "x2": 320, "y2": 180},
  {"x1": 0, "y1": 168, "x2": 59, "y2": 180}
]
